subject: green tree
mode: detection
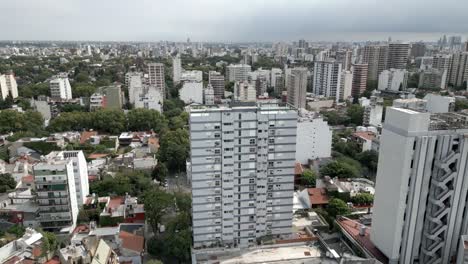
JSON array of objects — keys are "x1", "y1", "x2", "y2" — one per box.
[
  {"x1": 327, "y1": 198, "x2": 350, "y2": 218},
  {"x1": 93, "y1": 109, "x2": 126, "y2": 134},
  {"x1": 175, "y1": 192, "x2": 191, "y2": 213},
  {"x1": 152, "y1": 162, "x2": 168, "y2": 184},
  {"x1": 301, "y1": 169, "x2": 317, "y2": 187},
  {"x1": 146, "y1": 260, "x2": 164, "y2": 264},
  {"x1": 0, "y1": 173, "x2": 16, "y2": 193},
  {"x1": 7, "y1": 224, "x2": 25, "y2": 237},
  {"x1": 75, "y1": 72, "x2": 90, "y2": 83},
  {"x1": 24, "y1": 142, "x2": 60, "y2": 155},
  {"x1": 40, "y1": 231, "x2": 58, "y2": 256},
  {"x1": 320, "y1": 110, "x2": 348, "y2": 126},
  {"x1": 142, "y1": 188, "x2": 174, "y2": 232},
  {"x1": 346, "y1": 104, "x2": 364, "y2": 126},
  {"x1": 72, "y1": 83, "x2": 96, "y2": 97},
  {"x1": 127, "y1": 108, "x2": 167, "y2": 133},
  {"x1": 356, "y1": 150, "x2": 379, "y2": 173},
  {"x1": 158, "y1": 129, "x2": 189, "y2": 171},
  {"x1": 351, "y1": 193, "x2": 374, "y2": 205},
  {"x1": 320, "y1": 160, "x2": 360, "y2": 178}
]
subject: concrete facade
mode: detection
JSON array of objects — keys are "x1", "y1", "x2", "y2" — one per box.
[
  {"x1": 372, "y1": 107, "x2": 468, "y2": 264},
  {"x1": 189, "y1": 104, "x2": 297, "y2": 248}
]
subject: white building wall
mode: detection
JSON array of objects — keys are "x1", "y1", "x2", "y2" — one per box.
[
  {"x1": 340, "y1": 71, "x2": 353, "y2": 101},
  {"x1": 180, "y1": 81, "x2": 203, "y2": 104},
  {"x1": 295, "y1": 117, "x2": 332, "y2": 164},
  {"x1": 423, "y1": 94, "x2": 455, "y2": 113},
  {"x1": 173, "y1": 54, "x2": 182, "y2": 84},
  {"x1": 378, "y1": 69, "x2": 408, "y2": 92},
  {"x1": 50, "y1": 77, "x2": 73, "y2": 100},
  {"x1": 190, "y1": 105, "x2": 297, "y2": 249}
]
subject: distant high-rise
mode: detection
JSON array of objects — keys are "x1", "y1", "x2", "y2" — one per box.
[
  {"x1": 298, "y1": 39, "x2": 307, "y2": 48},
  {"x1": 448, "y1": 36, "x2": 462, "y2": 49},
  {"x1": 208, "y1": 71, "x2": 225, "y2": 101},
  {"x1": 463, "y1": 41, "x2": 468, "y2": 52},
  {"x1": 226, "y1": 64, "x2": 251, "y2": 82},
  {"x1": 378, "y1": 69, "x2": 408, "y2": 92},
  {"x1": 126, "y1": 72, "x2": 143, "y2": 104},
  {"x1": 312, "y1": 61, "x2": 342, "y2": 102},
  {"x1": 410, "y1": 42, "x2": 426, "y2": 58},
  {"x1": 234, "y1": 81, "x2": 256, "y2": 102},
  {"x1": 419, "y1": 69, "x2": 444, "y2": 90},
  {"x1": 372, "y1": 107, "x2": 468, "y2": 264},
  {"x1": 0, "y1": 72, "x2": 18, "y2": 100},
  {"x1": 339, "y1": 70, "x2": 353, "y2": 101},
  {"x1": 50, "y1": 75, "x2": 72, "y2": 100},
  {"x1": 173, "y1": 54, "x2": 182, "y2": 84},
  {"x1": 287, "y1": 68, "x2": 308, "y2": 109},
  {"x1": 387, "y1": 43, "x2": 410, "y2": 70},
  {"x1": 203, "y1": 84, "x2": 215, "y2": 105},
  {"x1": 189, "y1": 104, "x2": 297, "y2": 248},
  {"x1": 362, "y1": 45, "x2": 388, "y2": 81},
  {"x1": 447, "y1": 52, "x2": 468, "y2": 88},
  {"x1": 148, "y1": 63, "x2": 165, "y2": 95},
  {"x1": 351, "y1": 64, "x2": 368, "y2": 97}
]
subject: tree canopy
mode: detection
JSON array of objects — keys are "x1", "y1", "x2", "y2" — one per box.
[
  {"x1": 326, "y1": 198, "x2": 350, "y2": 218},
  {"x1": 301, "y1": 169, "x2": 317, "y2": 187}
]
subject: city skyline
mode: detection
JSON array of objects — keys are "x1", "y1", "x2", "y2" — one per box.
[{"x1": 2, "y1": 0, "x2": 468, "y2": 42}]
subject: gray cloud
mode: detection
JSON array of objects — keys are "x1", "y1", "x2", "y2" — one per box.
[{"x1": 1, "y1": 0, "x2": 467, "y2": 42}]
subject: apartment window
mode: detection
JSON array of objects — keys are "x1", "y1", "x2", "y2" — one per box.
[
  {"x1": 215, "y1": 197, "x2": 221, "y2": 202},
  {"x1": 215, "y1": 149, "x2": 221, "y2": 154},
  {"x1": 214, "y1": 125, "x2": 221, "y2": 129},
  {"x1": 249, "y1": 139, "x2": 256, "y2": 145},
  {"x1": 249, "y1": 179, "x2": 255, "y2": 184},
  {"x1": 223, "y1": 122, "x2": 232, "y2": 126},
  {"x1": 249, "y1": 147, "x2": 256, "y2": 153},
  {"x1": 268, "y1": 138, "x2": 275, "y2": 144},
  {"x1": 249, "y1": 193, "x2": 255, "y2": 199},
  {"x1": 214, "y1": 133, "x2": 221, "y2": 138}
]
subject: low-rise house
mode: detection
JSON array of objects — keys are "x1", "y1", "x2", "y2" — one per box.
[
  {"x1": 0, "y1": 228, "x2": 50, "y2": 264},
  {"x1": 99, "y1": 194, "x2": 145, "y2": 226},
  {"x1": 0, "y1": 189, "x2": 39, "y2": 228},
  {"x1": 298, "y1": 188, "x2": 330, "y2": 208},
  {"x1": 351, "y1": 131, "x2": 376, "y2": 152}
]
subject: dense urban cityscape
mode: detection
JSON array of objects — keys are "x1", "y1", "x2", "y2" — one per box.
[{"x1": 0, "y1": 1, "x2": 468, "y2": 264}]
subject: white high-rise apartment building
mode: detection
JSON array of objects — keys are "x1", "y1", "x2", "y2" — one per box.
[
  {"x1": 204, "y1": 84, "x2": 215, "y2": 105},
  {"x1": 46, "y1": 151, "x2": 89, "y2": 206},
  {"x1": 127, "y1": 72, "x2": 143, "y2": 104},
  {"x1": 189, "y1": 104, "x2": 298, "y2": 248},
  {"x1": 234, "y1": 81, "x2": 256, "y2": 102},
  {"x1": 50, "y1": 76, "x2": 72, "y2": 100},
  {"x1": 296, "y1": 110, "x2": 332, "y2": 164},
  {"x1": 135, "y1": 86, "x2": 164, "y2": 112},
  {"x1": 372, "y1": 107, "x2": 468, "y2": 264},
  {"x1": 312, "y1": 61, "x2": 342, "y2": 102},
  {"x1": 173, "y1": 54, "x2": 182, "y2": 84},
  {"x1": 363, "y1": 93, "x2": 384, "y2": 127},
  {"x1": 339, "y1": 70, "x2": 353, "y2": 101},
  {"x1": 226, "y1": 64, "x2": 251, "y2": 82},
  {"x1": 270, "y1": 68, "x2": 283, "y2": 90},
  {"x1": 180, "y1": 81, "x2": 203, "y2": 104},
  {"x1": 34, "y1": 160, "x2": 79, "y2": 233},
  {"x1": 287, "y1": 68, "x2": 308, "y2": 109},
  {"x1": 148, "y1": 63, "x2": 165, "y2": 95},
  {"x1": 0, "y1": 73, "x2": 18, "y2": 99},
  {"x1": 378, "y1": 68, "x2": 408, "y2": 92}
]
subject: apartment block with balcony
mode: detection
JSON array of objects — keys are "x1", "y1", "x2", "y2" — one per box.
[
  {"x1": 33, "y1": 160, "x2": 79, "y2": 233},
  {"x1": 189, "y1": 103, "x2": 297, "y2": 249}
]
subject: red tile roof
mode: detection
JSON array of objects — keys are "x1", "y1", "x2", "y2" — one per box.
[
  {"x1": 119, "y1": 231, "x2": 144, "y2": 253},
  {"x1": 308, "y1": 188, "x2": 329, "y2": 206},
  {"x1": 88, "y1": 175, "x2": 98, "y2": 182},
  {"x1": 88, "y1": 153, "x2": 109, "y2": 159},
  {"x1": 353, "y1": 131, "x2": 376, "y2": 141},
  {"x1": 21, "y1": 175, "x2": 34, "y2": 184},
  {"x1": 294, "y1": 162, "x2": 304, "y2": 175},
  {"x1": 108, "y1": 197, "x2": 124, "y2": 211},
  {"x1": 73, "y1": 224, "x2": 90, "y2": 234},
  {"x1": 337, "y1": 218, "x2": 388, "y2": 263},
  {"x1": 80, "y1": 131, "x2": 97, "y2": 144}
]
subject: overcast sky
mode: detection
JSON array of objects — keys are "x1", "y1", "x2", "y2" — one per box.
[{"x1": 2, "y1": 0, "x2": 467, "y2": 42}]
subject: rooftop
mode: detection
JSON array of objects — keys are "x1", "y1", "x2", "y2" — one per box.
[
  {"x1": 336, "y1": 217, "x2": 388, "y2": 264},
  {"x1": 308, "y1": 188, "x2": 329, "y2": 206},
  {"x1": 119, "y1": 231, "x2": 144, "y2": 253}
]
